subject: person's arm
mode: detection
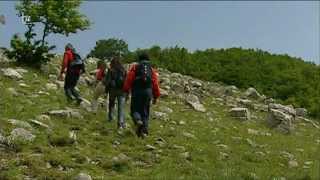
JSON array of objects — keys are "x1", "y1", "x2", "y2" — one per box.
[
  {"x1": 58, "y1": 52, "x2": 70, "y2": 80},
  {"x1": 151, "y1": 68, "x2": 161, "y2": 103},
  {"x1": 122, "y1": 65, "x2": 136, "y2": 93}
]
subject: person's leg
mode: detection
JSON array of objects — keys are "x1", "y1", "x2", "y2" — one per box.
[
  {"x1": 130, "y1": 95, "x2": 143, "y2": 137},
  {"x1": 64, "y1": 73, "x2": 74, "y2": 102},
  {"x1": 108, "y1": 92, "x2": 116, "y2": 121},
  {"x1": 70, "y1": 75, "x2": 82, "y2": 104},
  {"x1": 141, "y1": 96, "x2": 151, "y2": 136},
  {"x1": 117, "y1": 95, "x2": 126, "y2": 128}
]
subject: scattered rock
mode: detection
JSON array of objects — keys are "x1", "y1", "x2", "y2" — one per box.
[
  {"x1": 45, "y1": 83, "x2": 58, "y2": 91},
  {"x1": 7, "y1": 87, "x2": 19, "y2": 96},
  {"x1": 159, "y1": 106, "x2": 173, "y2": 114},
  {"x1": 47, "y1": 109, "x2": 83, "y2": 119},
  {"x1": 146, "y1": 144, "x2": 157, "y2": 151},
  {"x1": 244, "y1": 87, "x2": 262, "y2": 99},
  {"x1": 29, "y1": 119, "x2": 49, "y2": 129},
  {"x1": 182, "y1": 132, "x2": 196, "y2": 139},
  {"x1": 152, "y1": 111, "x2": 169, "y2": 121},
  {"x1": 229, "y1": 108, "x2": 250, "y2": 120},
  {"x1": 180, "y1": 152, "x2": 191, "y2": 160},
  {"x1": 80, "y1": 98, "x2": 92, "y2": 112},
  {"x1": 185, "y1": 94, "x2": 206, "y2": 112},
  {"x1": 1, "y1": 68, "x2": 23, "y2": 79},
  {"x1": 8, "y1": 128, "x2": 35, "y2": 142},
  {"x1": 75, "y1": 173, "x2": 92, "y2": 180},
  {"x1": 295, "y1": 108, "x2": 307, "y2": 117},
  {"x1": 8, "y1": 119, "x2": 32, "y2": 130},
  {"x1": 36, "y1": 114, "x2": 51, "y2": 121},
  {"x1": 172, "y1": 145, "x2": 186, "y2": 151},
  {"x1": 288, "y1": 160, "x2": 299, "y2": 168}
]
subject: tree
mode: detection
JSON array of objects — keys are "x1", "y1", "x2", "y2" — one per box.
[
  {"x1": 6, "y1": 0, "x2": 90, "y2": 67},
  {"x1": 87, "y1": 38, "x2": 129, "y2": 60}
]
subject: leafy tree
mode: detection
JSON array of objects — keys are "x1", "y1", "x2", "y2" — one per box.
[
  {"x1": 87, "y1": 38, "x2": 129, "y2": 60},
  {"x1": 6, "y1": 0, "x2": 90, "y2": 67}
]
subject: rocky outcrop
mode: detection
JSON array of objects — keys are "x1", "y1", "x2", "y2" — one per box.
[
  {"x1": 229, "y1": 108, "x2": 250, "y2": 121},
  {"x1": 267, "y1": 104, "x2": 295, "y2": 134}
]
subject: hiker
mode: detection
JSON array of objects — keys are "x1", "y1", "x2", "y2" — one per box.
[
  {"x1": 91, "y1": 60, "x2": 107, "y2": 112},
  {"x1": 123, "y1": 52, "x2": 160, "y2": 138},
  {"x1": 104, "y1": 56, "x2": 127, "y2": 129},
  {"x1": 58, "y1": 43, "x2": 85, "y2": 104}
]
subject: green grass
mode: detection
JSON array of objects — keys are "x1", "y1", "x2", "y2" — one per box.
[{"x1": 0, "y1": 61, "x2": 319, "y2": 179}]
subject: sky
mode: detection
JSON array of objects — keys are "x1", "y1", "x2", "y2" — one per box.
[{"x1": 0, "y1": 1, "x2": 319, "y2": 64}]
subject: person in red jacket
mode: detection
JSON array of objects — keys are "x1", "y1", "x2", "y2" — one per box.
[
  {"x1": 91, "y1": 60, "x2": 107, "y2": 112},
  {"x1": 58, "y1": 43, "x2": 84, "y2": 104},
  {"x1": 123, "y1": 52, "x2": 160, "y2": 138}
]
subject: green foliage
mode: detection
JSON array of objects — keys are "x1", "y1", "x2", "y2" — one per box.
[
  {"x1": 6, "y1": 0, "x2": 90, "y2": 68},
  {"x1": 87, "y1": 38, "x2": 129, "y2": 60},
  {"x1": 138, "y1": 46, "x2": 320, "y2": 118}
]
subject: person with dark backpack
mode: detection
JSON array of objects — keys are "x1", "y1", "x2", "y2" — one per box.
[
  {"x1": 104, "y1": 56, "x2": 127, "y2": 129},
  {"x1": 123, "y1": 52, "x2": 160, "y2": 138},
  {"x1": 58, "y1": 43, "x2": 85, "y2": 105}
]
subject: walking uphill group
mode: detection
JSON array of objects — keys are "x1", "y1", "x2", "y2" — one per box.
[{"x1": 59, "y1": 43, "x2": 161, "y2": 138}]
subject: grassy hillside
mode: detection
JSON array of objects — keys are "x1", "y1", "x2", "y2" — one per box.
[
  {"x1": 0, "y1": 59, "x2": 319, "y2": 179},
  {"x1": 128, "y1": 47, "x2": 320, "y2": 119}
]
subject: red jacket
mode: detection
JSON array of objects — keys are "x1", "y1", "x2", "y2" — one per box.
[
  {"x1": 96, "y1": 67, "x2": 105, "y2": 81},
  {"x1": 60, "y1": 49, "x2": 81, "y2": 75},
  {"x1": 123, "y1": 63, "x2": 161, "y2": 99}
]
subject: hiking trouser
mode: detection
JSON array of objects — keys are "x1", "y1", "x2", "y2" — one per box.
[
  {"x1": 91, "y1": 81, "x2": 106, "y2": 112},
  {"x1": 130, "y1": 91, "x2": 152, "y2": 136},
  {"x1": 108, "y1": 90, "x2": 125, "y2": 128},
  {"x1": 64, "y1": 72, "x2": 81, "y2": 102}
]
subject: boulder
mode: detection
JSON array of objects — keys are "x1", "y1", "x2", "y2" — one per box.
[
  {"x1": 15, "y1": 68, "x2": 28, "y2": 74},
  {"x1": 224, "y1": 85, "x2": 238, "y2": 96},
  {"x1": 80, "y1": 98, "x2": 92, "y2": 112},
  {"x1": 295, "y1": 108, "x2": 307, "y2": 117},
  {"x1": 8, "y1": 119, "x2": 32, "y2": 130},
  {"x1": 45, "y1": 83, "x2": 58, "y2": 91},
  {"x1": 244, "y1": 87, "x2": 262, "y2": 99},
  {"x1": 185, "y1": 94, "x2": 206, "y2": 112},
  {"x1": 8, "y1": 128, "x2": 35, "y2": 142},
  {"x1": 268, "y1": 103, "x2": 296, "y2": 116},
  {"x1": 229, "y1": 108, "x2": 250, "y2": 120},
  {"x1": 1, "y1": 68, "x2": 23, "y2": 79},
  {"x1": 267, "y1": 109, "x2": 294, "y2": 134},
  {"x1": 75, "y1": 173, "x2": 92, "y2": 180},
  {"x1": 7, "y1": 87, "x2": 19, "y2": 96}
]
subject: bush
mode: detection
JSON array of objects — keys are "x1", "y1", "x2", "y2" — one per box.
[{"x1": 5, "y1": 34, "x2": 55, "y2": 68}]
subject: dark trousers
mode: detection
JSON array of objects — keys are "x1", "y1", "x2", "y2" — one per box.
[
  {"x1": 130, "y1": 89, "x2": 152, "y2": 136},
  {"x1": 64, "y1": 72, "x2": 81, "y2": 102}
]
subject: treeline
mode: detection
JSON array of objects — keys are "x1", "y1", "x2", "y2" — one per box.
[{"x1": 126, "y1": 46, "x2": 320, "y2": 119}]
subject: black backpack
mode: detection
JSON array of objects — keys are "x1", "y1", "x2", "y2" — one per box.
[
  {"x1": 70, "y1": 52, "x2": 84, "y2": 68},
  {"x1": 134, "y1": 61, "x2": 152, "y2": 89},
  {"x1": 106, "y1": 68, "x2": 126, "y2": 89}
]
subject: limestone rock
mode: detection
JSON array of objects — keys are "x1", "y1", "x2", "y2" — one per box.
[
  {"x1": 8, "y1": 119, "x2": 32, "y2": 130},
  {"x1": 8, "y1": 128, "x2": 35, "y2": 142},
  {"x1": 295, "y1": 108, "x2": 307, "y2": 117},
  {"x1": 75, "y1": 173, "x2": 92, "y2": 180},
  {"x1": 1, "y1": 68, "x2": 23, "y2": 79},
  {"x1": 245, "y1": 87, "x2": 262, "y2": 99},
  {"x1": 229, "y1": 108, "x2": 250, "y2": 121},
  {"x1": 153, "y1": 111, "x2": 169, "y2": 121},
  {"x1": 185, "y1": 94, "x2": 206, "y2": 112},
  {"x1": 45, "y1": 83, "x2": 58, "y2": 91}
]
